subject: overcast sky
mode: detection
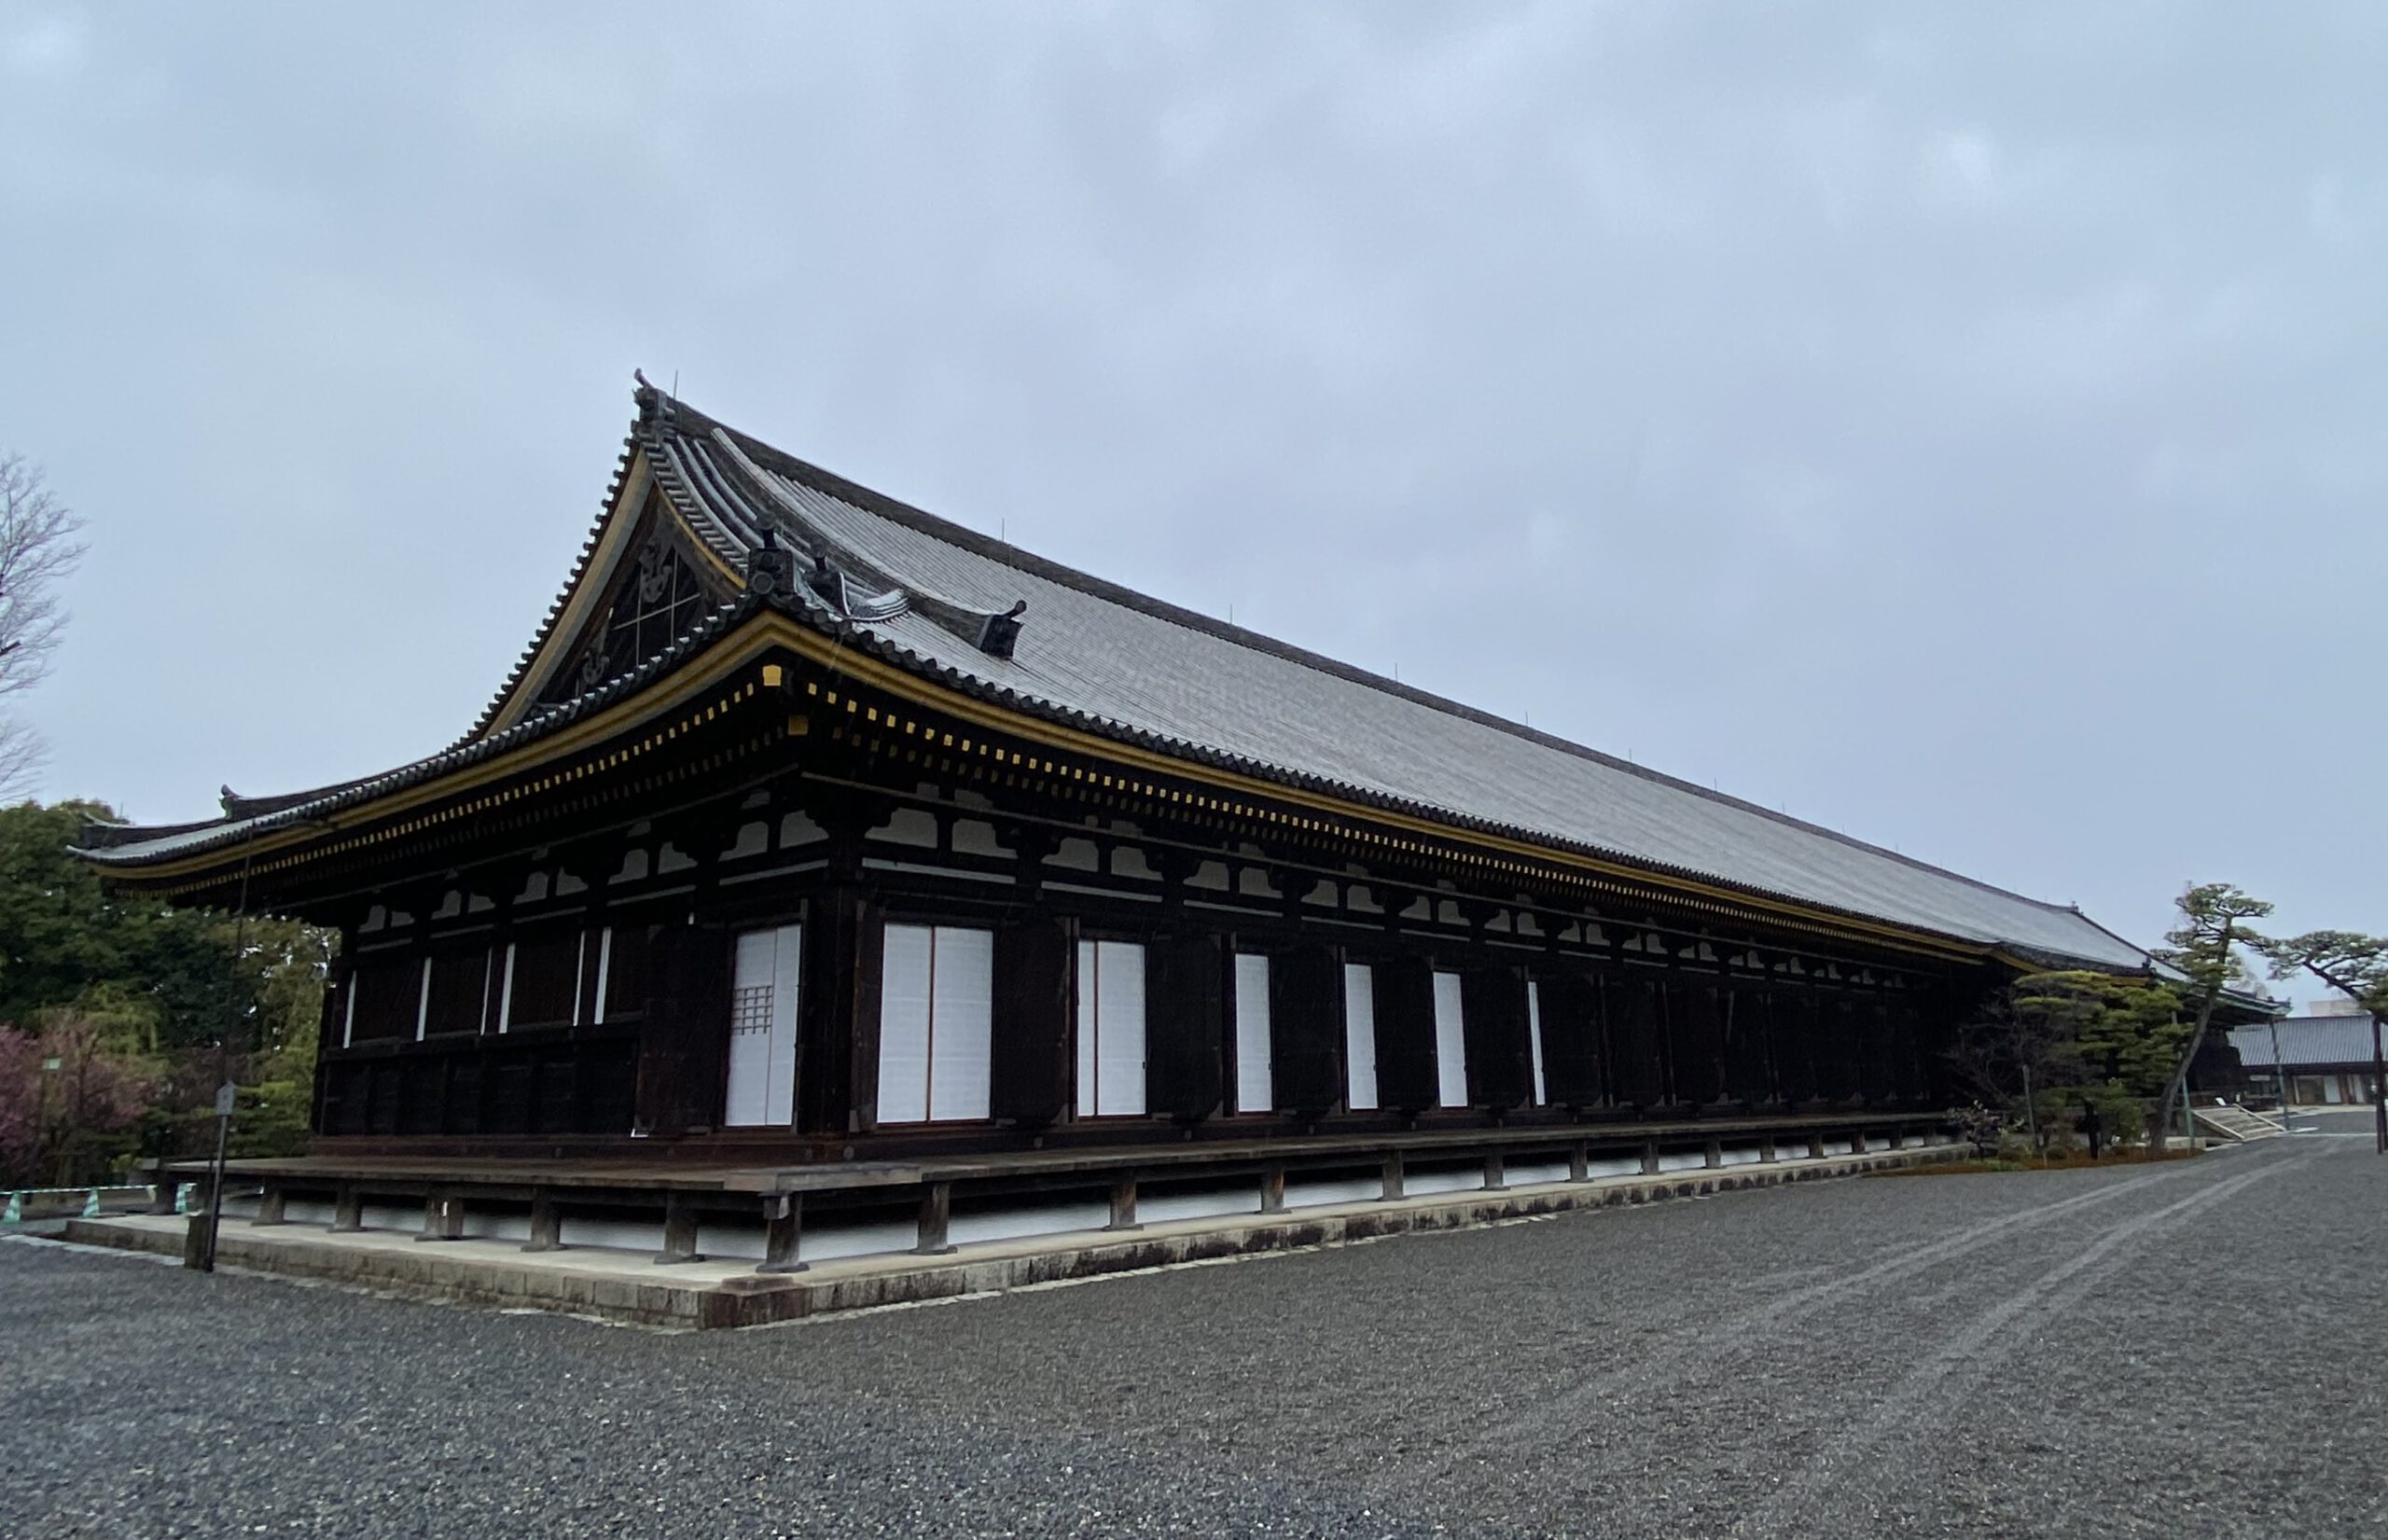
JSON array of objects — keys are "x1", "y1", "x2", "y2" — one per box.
[{"x1": 4, "y1": 4, "x2": 2381, "y2": 981}]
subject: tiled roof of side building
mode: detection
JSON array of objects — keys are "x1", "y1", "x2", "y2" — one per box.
[
  {"x1": 83, "y1": 382, "x2": 2154, "y2": 972},
  {"x1": 2228, "y1": 1017, "x2": 2382, "y2": 1068}
]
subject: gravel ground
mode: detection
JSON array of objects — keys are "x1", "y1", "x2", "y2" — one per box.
[{"x1": 4, "y1": 1113, "x2": 2383, "y2": 1538}]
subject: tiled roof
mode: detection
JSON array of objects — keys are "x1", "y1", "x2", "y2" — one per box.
[
  {"x1": 78, "y1": 382, "x2": 2157, "y2": 971},
  {"x1": 2228, "y1": 1016, "x2": 2381, "y2": 1068},
  {"x1": 76, "y1": 590, "x2": 766, "y2": 866}
]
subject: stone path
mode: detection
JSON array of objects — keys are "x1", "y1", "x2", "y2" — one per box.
[{"x1": 4, "y1": 1111, "x2": 2381, "y2": 1537}]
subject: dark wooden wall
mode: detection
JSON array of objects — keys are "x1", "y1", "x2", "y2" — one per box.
[{"x1": 306, "y1": 686, "x2": 1973, "y2": 1155}]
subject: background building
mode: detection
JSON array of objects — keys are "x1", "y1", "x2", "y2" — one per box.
[{"x1": 2229, "y1": 1010, "x2": 2383, "y2": 1107}]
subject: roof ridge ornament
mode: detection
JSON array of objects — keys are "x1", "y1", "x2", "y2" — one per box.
[
  {"x1": 977, "y1": 600, "x2": 1026, "y2": 660},
  {"x1": 701, "y1": 426, "x2": 1024, "y2": 657},
  {"x1": 786, "y1": 538, "x2": 911, "y2": 625},
  {"x1": 632, "y1": 368, "x2": 673, "y2": 430},
  {"x1": 743, "y1": 527, "x2": 798, "y2": 597}
]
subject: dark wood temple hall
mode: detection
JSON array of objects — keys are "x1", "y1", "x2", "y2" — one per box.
[{"x1": 74, "y1": 379, "x2": 2207, "y2": 1273}]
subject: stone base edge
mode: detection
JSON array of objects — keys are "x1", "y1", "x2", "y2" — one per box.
[{"x1": 61, "y1": 1145, "x2": 1959, "y2": 1328}]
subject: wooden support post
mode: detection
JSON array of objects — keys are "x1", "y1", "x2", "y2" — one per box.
[
  {"x1": 797, "y1": 837, "x2": 883, "y2": 1137},
  {"x1": 757, "y1": 1194, "x2": 806, "y2": 1274},
  {"x1": 252, "y1": 1186, "x2": 287, "y2": 1227},
  {"x1": 418, "y1": 1191, "x2": 465, "y2": 1242},
  {"x1": 1259, "y1": 1165, "x2": 1287, "y2": 1214},
  {"x1": 1885, "y1": 1126, "x2": 1905, "y2": 1151},
  {"x1": 1381, "y1": 1150, "x2": 1406, "y2": 1201},
  {"x1": 656, "y1": 1193, "x2": 701, "y2": 1264},
  {"x1": 1759, "y1": 1137, "x2": 1779, "y2": 1164},
  {"x1": 1702, "y1": 1140, "x2": 1723, "y2": 1171},
  {"x1": 1569, "y1": 1141, "x2": 1590, "y2": 1183},
  {"x1": 915, "y1": 1181, "x2": 955, "y2": 1256},
  {"x1": 523, "y1": 1187, "x2": 562, "y2": 1253},
  {"x1": 330, "y1": 1184, "x2": 362, "y2": 1233},
  {"x1": 1106, "y1": 1173, "x2": 1141, "y2": 1232},
  {"x1": 146, "y1": 1168, "x2": 177, "y2": 1215},
  {"x1": 1640, "y1": 1141, "x2": 1660, "y2": 1175},
  {"x1": 1807, "y1": 1131, "x2": 1827, "y2": 1160},
  {"x1": 1482, "y1": 1151, "x2": 1506, "y2": 1191}
]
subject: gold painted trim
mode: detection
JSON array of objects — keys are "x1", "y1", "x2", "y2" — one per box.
[
  {"x1": 129, "y1": 607, "x2": 1997, "y2": 963},
  {"x1": 485, "y1": 455, "x2": 656, "y2": 737},
  {"x1": 758, "y1": 621, "x2": 1992, "y2": 963},
  {"x1": 118, "y1": 626, "x2": 799, "y2": 882}
]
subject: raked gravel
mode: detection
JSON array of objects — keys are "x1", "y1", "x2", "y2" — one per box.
[{"x1": 4, "y1": 1110, "x2": 2382, "y2": 1538}]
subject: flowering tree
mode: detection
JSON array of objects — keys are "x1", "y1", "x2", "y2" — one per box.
[
  {"x1": 0, "y1": 1027, "x2": 38, "y2": 1183},
  {"x1": 0, "y1": 1014, "x2": 155, "y2": 1188}
]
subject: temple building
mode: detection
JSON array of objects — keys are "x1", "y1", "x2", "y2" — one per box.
[{"x1": 73, "y1": 380, "x2": 2207, "y2": 1273}]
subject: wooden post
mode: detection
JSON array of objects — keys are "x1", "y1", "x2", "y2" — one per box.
[
  {"x1": 758, "y1": 1193, "x2": 805, "y2": 1273},
  {"x1": 146, "y1": 1165, "x2": 178, "y2": 1215},
  {"x1": 1885, "y1": 1126, "x2": 1905, "y2": 1151},
  {"x1": 1259, "y1": 1165, "x2": 1287, "y2": 1214},
  {"x1": 798, "y1": 805, "x2": 887, "y2": 1137},
  {"x1": 523, "y1": 1187, "x2": 562, "y2": 1253},
  {"x1": 1702, "y1": 1139, "x2": 1723, "y2": 1171},
  {"x1": 252, "y1": 1186, "x2": 287, "y2": 1227},
  {"x1": 1759, "y1": 1137, "x2": 1779, "y2": 1164},
  {"x1": 330, "y1": 1184, "x2": 362, "y2": 1233},
  {"x1": 418, "y1": 1191, "x2": 465, "y2": 1242},
  {"x1": 1807, "y1": 1131, "x2": 1827, "y2": 1160},
  {"x1": 1482, "y1": 1151, "x2": 1506, "y2": 1191},
  {"x1": 1569, "y1": 1141, "x2": 1590, "y2": 1183},
  {"x1": 915, "y1": 1181, "x2": 955, "y2": 1256},
  {"x1": 1105, "y1": 1173, "x2": 1141, "y2": 1232},
  {"x1": 1381, "y1": 1149, "x2": 1406, "y2": 1201},
  {"x1": 656, "y1": 1192, "x2": 701, "y2": 1264},
  {"x1": 1640, "y1": 1140, "x2": 1660, "y2": 1175}
]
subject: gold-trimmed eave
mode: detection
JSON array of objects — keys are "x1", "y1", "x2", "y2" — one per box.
[
  {"x1": 479, "y1": 444, "x2": 747, "y2": 741},
  {"x1": 115, "y1": 608, "x2": 2009, "y2": 967},
  {"x1": 767, "y1": 622, "x2": 2001, "y2": 966},
  {"x1": 99, "y1": 610, "x2": 814, "y2": 893}
]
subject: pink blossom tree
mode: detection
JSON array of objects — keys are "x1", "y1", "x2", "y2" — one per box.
[{"x1": 0, "y1": 1014, "x2": 155, "y2": 1187}]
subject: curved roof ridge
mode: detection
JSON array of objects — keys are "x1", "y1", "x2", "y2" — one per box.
[
  {"x1": 698, "y1": 427, "x2": 1017, "y2": 649},
  {"x1": 461, "y1": 395, "x2": 648, "y2": 742},
  {"x1": 658, "y1": 387, "x2": 2095, "y2": 924},
  {"x1": 81, "y1": 590, "x2": 775, "y2": 864},
  {"x1": 122, "y1": 379, "x2": 2133, "y2": 970},
  {"x1": 80, "y1": 582, "x2": 2138, "y2": 969}
]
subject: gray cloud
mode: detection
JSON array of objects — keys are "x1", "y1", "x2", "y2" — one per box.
[{"x1": 4, "y1": 2, "x2": 2381, "y2": 964}]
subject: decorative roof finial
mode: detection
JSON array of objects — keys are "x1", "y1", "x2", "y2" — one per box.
[
  {"x1": 632, "y1": 368, "x2": 673, "y2": 427},
  {"x1": 744, "y1": 526, "x2": 798, "y2": 597},
  {"x1": 977, "y1": 600, "x2": 1027, "y2": 659}
]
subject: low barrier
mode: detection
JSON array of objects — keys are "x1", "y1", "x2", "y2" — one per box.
[{"x1": 2, "y1": 1184, "x2": 184, "y2": 1224}]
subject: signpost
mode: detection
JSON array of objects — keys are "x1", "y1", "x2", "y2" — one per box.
[
  {"x1": 189, "y1": 855, "x2": 255, "y2": 1273},
  {"x1": 192, "y1": 1080, "x2": 235, "y2": 1273}
]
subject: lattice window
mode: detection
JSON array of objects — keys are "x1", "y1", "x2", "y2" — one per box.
[
  {"x1": 730, "y1": 982, "x2": 775, "y2": 1036},
  {"x1": 541, "y1": 534, "x2": 715, "y2": 706}
]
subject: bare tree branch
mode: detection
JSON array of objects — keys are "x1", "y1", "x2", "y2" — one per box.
[
  {"x1": 0, "y1": 453, "x2": 87, "y2": 791},
  {"x1": 0, "y1": 718, "x2": 44, "y2": 800}
]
